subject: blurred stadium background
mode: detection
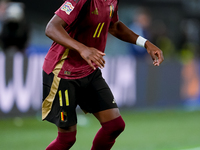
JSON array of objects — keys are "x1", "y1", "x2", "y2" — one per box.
[{"x1": 0, "y1": 0, "x2": 200, "y2": 150}]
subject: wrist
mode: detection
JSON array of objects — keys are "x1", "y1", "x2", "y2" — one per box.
[
  {"x1": 136, "y1": 36, "x2": 147, "y2": 48},
  {"x1": 73, "y1": 42, "x2": 87, "y2": 54}
]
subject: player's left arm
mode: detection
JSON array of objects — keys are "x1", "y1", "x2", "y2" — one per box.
[{"x1": 109, "y1": 21, "x2": 164, "y2": 66}]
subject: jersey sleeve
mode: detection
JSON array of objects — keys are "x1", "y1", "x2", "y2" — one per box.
[
  {"x1": 55, "y1": 0, "x2": 87, "y2": 25},
  {"x1": 111, "y1": 4, "x2": 119, "y2": 24}
]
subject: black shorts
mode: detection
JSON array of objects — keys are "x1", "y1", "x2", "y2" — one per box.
[{"x1": 42, "y1": 68, "x2": 118, "y2": 128}]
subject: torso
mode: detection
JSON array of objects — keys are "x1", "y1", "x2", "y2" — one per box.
[{"x1": 43, "y1": 0, "x2": 119, "y2": 79}]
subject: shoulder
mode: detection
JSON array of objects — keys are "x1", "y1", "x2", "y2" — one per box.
[
  {"x1": 59, "y1": 0, "x2": 87, "y2": 12},
  {"x1": 61, "y1": 0, "x2": 87, "y2": 7},
  {"x1": 65, "y1": 0, "x2": 88, "y2": 12},
  {"x1": 55, "y1": 0, "x2": 88, "y2": 24}
]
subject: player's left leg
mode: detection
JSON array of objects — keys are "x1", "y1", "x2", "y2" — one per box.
[
  {"x1": 91, "y1": 108, "x2": 125, "y2": 150},
  {"x1": 77, "y1": 68, "x2": 125, "y2": 150}
]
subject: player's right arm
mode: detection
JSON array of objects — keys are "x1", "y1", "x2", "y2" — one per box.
[{"x1": 45, "y1": 14, "x2": 105, "y2": 70}]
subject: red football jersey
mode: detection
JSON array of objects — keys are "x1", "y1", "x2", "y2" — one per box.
[{"x1": 43, "y1": 0, "x2": 119, "y2": 79}]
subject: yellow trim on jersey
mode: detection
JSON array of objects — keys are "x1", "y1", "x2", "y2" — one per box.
[
  {"x1": 53, "y1": 48, "x2": 69, "y2": 76},
  {"x1": 110, "y1": 5, "x2": 112, "y2": 17}
]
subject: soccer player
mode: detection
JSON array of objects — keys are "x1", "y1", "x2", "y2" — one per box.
[{"x1": 42, "y1": 0, "x2": 164, "y2": 150}]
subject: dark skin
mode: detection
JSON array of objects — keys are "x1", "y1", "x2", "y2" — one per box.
[{"x1": 45, "y1": 14, "x2": 164, "y2": 132}]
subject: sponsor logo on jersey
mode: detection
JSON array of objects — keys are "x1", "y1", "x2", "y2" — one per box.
[
  {"x1": 110, "y1": 4, "x2": 114, "y2": 18},
  {"x1": 61, "y1": 2, "x2": 74, "y2": 15},
  {"x1": 92, "y1": 8, "x2": 98, "y2": 15}
]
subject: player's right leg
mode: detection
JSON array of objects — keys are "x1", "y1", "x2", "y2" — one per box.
[
  {"x1": 46, "y1": 125, "x2": 77, "y2": 150},
  {"x1": 42, "y1": 71, "x2": 78, "y2": 150}
]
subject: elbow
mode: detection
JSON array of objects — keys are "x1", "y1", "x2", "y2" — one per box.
[
  {"x1": 108, "y1": 27, "x2": 117, "y2": 37},
  {"x1": 45, "y1": 23, "x2": 53, "y2": 38}
]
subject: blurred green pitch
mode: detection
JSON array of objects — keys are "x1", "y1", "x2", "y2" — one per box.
[{"x1": 0, "y1": 110, "x2": 200, "y2": 150}]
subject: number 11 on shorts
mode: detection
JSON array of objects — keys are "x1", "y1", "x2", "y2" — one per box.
[{"x1": 58, "y1": 90, "x2": 70, "y2": 106}]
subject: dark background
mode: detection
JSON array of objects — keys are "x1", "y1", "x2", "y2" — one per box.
[{"x1": 12, "y1": 0, "x2": 183, "y2": 17}]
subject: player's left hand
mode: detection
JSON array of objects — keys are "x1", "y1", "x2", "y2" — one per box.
[{"x1": 145, "y1": 41, "x2": 164, "y2": 66}]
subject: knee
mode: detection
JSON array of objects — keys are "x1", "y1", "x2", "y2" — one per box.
[
  {"x1": 118, "y1": 118, "x2": 125, "y2": 132},
  {"x1": 102, "y1": 116, "x2": 125, "y2": 136},
  {"x1": 46, "y1": 132, "x2": 76, "y2": 150},
  {"x1": 45, "y1": 131, "x2": 77, "y2": 150},
  {"x1": 57, "y1": 131, "x2": 77, "y2": 146},
  {"x1": 113, "y1": 116, "x2": 125, "y2": 135}
]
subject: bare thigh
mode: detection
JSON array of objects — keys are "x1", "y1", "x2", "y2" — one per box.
[
  {"x1": 57, "y1": 124, "x2": 77, "y2": 133},
  {"x1": 93, "y1": 108, "x2": 121, "y2": 123},
  {"x1": 57, "y1": 108, "x2": 120, "y2": 132}
]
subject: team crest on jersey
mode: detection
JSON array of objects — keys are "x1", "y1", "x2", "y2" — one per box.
[
  {"x1": 61, "y1": 2, "x2": 74, "y2": 15},
  {"x1": 109, "y1": 4, "x2": 114, "y2": 18}
]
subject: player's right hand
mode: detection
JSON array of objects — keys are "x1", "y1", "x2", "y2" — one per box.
[{"x1": 80, "y1": 47, "x2": 106, "y2": 70}]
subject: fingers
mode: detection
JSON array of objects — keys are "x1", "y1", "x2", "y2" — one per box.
[
  {"x1": 153, "y1": 59, "x2": 159, "y2": 66},
  {"x1": 98, "y1": 51, "x2": 106, "y2": 56},
  {"x1": 85, "y1": 57, "x2": 102, "y2": 70},
  {"x1": 96, "y1": 51, "x2": 106, "y2": 68},
  {"x1": 86, "y1": 58, "x2": 96, "y2": 70},
  {"x1": 146, "y1": 41, "x2": 164, "y2": 67},
  {"x1": 157, "y1": 51, "x2": 164, "y2": 64},
  {"x1": 151, "y1": 51, "x2": 157, "y2": 61},
  {"x1": 151, "y1": 50, "x2": 164, "y2": 66},
  {"x1": 83, "y1": 48, "x2": 106, "y2": 70}
]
